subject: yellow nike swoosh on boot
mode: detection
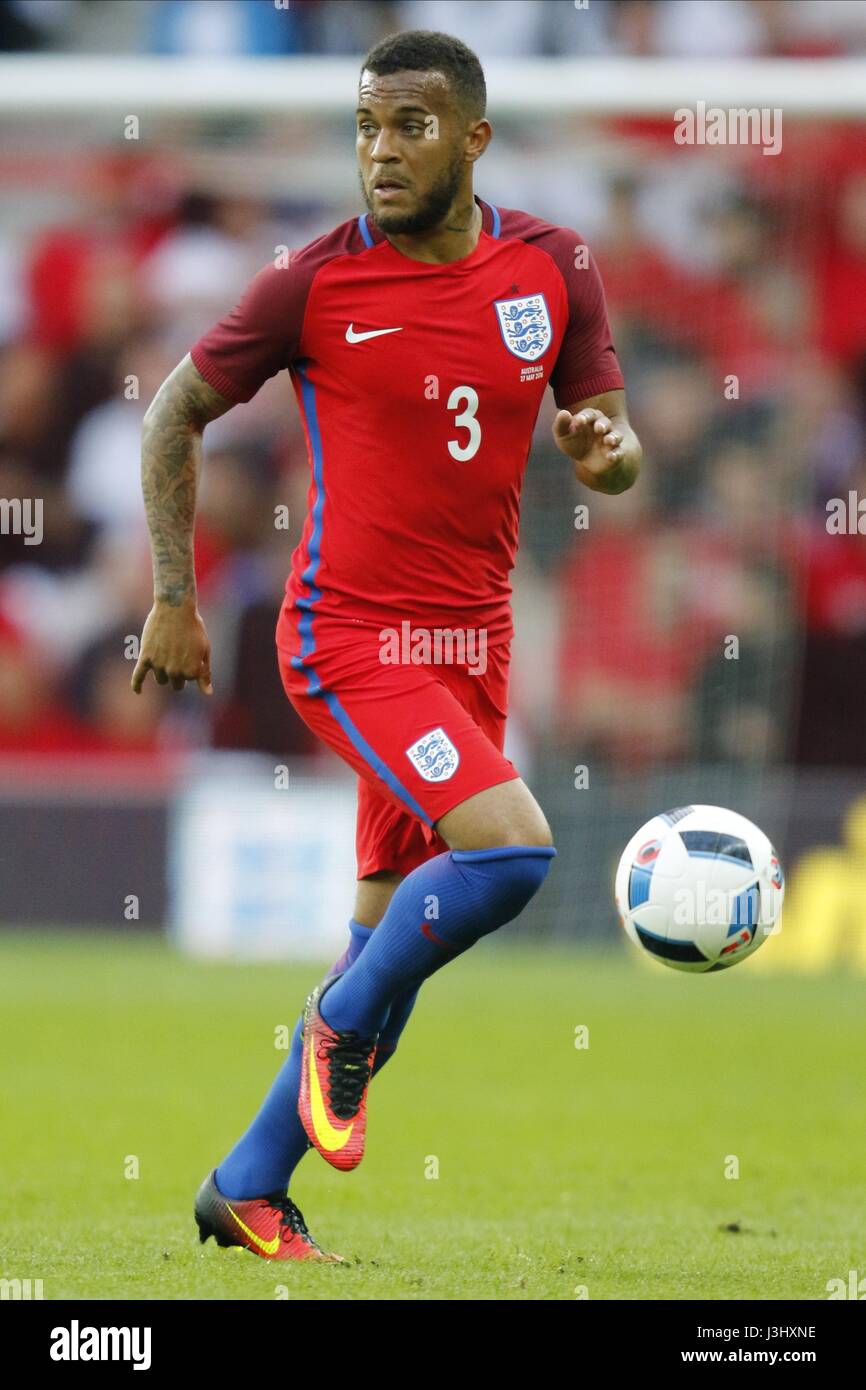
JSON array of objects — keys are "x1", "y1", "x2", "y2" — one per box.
[
  {"x1": 309, "y1": 1043, "x2": 355, "y2": 1152},
  {"x1": 226, "y1": 1204, "x2": 281, "y2": 1255}
]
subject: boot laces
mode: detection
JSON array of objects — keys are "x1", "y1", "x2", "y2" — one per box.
[
  {"x1": 318, "y1": 1030, "x2": 375, "y2": 1119},
  {"x1": 270, "y1": 1194, "x2": 318, "y2": 1248}
]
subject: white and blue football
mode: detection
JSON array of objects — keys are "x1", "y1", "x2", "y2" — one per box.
[{"x1": 614, "y1": 805, "x2": 784, "y2": 973}]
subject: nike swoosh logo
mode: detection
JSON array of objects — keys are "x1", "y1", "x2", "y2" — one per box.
[
  {"x1": 309, "y1": 1043, "x2": 355, "y2": 1152},
  {"x1": 226, "y1": 1204, "x2": 281, "y2": 1255},
  {"x1": 345, "y1": 323, "x2": 403, "y2": 343}
]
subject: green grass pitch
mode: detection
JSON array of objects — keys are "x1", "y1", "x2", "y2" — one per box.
[{"x1": 2, "y1": 930, "x2": 863, "y2": 1300}]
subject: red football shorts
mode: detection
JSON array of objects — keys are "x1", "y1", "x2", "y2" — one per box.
[{"x1": 277, "y1": 608, "x2": 519, "y2": 879}]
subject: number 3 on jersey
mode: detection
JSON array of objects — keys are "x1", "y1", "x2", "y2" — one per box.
[{"x1": 447, "y1": 385, "x2": 480, "y2": 462}]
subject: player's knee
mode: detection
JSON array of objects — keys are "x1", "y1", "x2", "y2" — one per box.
[
  {"x1": 438, "y1": 780, "x2": 554, "y2": 852},
  {"x1": 501, "y1": 813, "x2": 554, "y2": 851},
  {"x1": 493, "y1": 797, "x2": 554, "y2": 852}
]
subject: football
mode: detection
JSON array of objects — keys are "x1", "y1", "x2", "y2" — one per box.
[{"x1": 615, "y1": 805, "x2": 785, "y2": 973}]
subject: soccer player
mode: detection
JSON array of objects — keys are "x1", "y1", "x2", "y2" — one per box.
[{"x1": 133, "y1": 31, "x2": 641, "y2": 1262}]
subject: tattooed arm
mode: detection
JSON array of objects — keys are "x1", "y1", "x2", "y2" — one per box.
[{"x1": 132, "y1": 354, "x2": 234, "y2": 695}]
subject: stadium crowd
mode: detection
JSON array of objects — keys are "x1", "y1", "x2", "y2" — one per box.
[
  {"x1": 2, "y1": 0, "x2": 866, "y2": 59},
  {"x1": 1, "y1": 3, "x2": 865, "y2": 774}
]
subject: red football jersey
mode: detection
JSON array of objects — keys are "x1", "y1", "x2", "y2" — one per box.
[{"x1": 190, "y1": 196, "x2": 623, "y2": 649}]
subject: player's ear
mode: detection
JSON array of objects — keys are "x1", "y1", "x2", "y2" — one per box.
[{"x1": 465, "y1": 118, "x2": 492, "y2": 162}]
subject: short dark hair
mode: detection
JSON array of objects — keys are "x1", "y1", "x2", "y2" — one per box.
[{"x1": 360, "y1": 30, "x2": 486, "y2": 120}]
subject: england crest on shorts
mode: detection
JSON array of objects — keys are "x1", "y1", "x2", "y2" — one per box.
[
  {"x1": 405, "y1": 727, "x2": 460, "y2": 782},
  {"x1": 493, "y1": 292, "x2": 552, "y2": 362}
]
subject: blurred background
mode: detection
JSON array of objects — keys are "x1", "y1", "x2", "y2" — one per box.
[{"x1": 1, "y1": 0, "x2": 865, "y2": 968}]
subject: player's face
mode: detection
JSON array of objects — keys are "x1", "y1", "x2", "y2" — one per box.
[{"x1": 355, "y1": 69, "x2": 471, "y2": 235}]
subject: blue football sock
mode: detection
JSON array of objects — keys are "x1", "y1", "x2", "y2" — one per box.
[
  {"x1": 320, "y1": 845, "x2": 555, "y2": 1038},
  {"x1": 372, "y1": 983, "x2": 419, "y2": 1074},
  {"x1": 214, "y1": 919, "x2": 419, "y2": 1200}
]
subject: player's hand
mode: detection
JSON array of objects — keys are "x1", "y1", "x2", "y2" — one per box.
[
  {"x1": 131, "y1": 599, "x2": 213, "y2": 695},
  {"x1": 552, "y1": 407, "x2": 624, "y2": 474}
]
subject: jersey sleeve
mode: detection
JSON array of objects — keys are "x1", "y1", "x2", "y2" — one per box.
[
  {"x1": 546, "y1": 232, "x2": 624, "y2": 409},
  {"x1": 189, "y1": 257, "x2": 309, "y2": 404}
]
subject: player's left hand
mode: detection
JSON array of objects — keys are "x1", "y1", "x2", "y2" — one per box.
[{"x1": 551, "y1": 407, "x2": 624, "y2": 474}]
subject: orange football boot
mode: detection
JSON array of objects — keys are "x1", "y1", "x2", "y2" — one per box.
[
  {"x1": 298, "y1": 979, "x2": 377, "y2": 1172},
  {"x1": 194, "y1": 1170, "x2": 345, "y2": 1262}
]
